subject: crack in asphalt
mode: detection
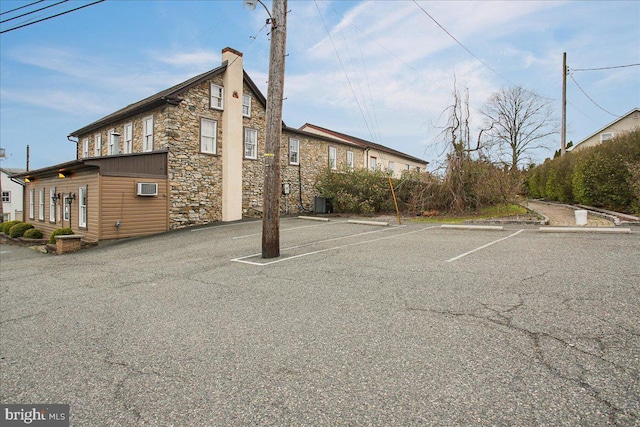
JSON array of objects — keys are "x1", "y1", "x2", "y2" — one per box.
[{"x1": 404, "y1": 296, "x2": 639, "y2": 425}]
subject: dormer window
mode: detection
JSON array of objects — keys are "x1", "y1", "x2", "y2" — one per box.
[
  {"x1": 242, "y1": 94, "x2": 252, "y2": 117},
  {"x1": 210, "y1": 84, "x2": 224, "y2": 110}
]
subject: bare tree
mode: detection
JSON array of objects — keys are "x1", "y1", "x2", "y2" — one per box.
[
  {"x1": 433, "y1": 79, "x2": 491, "y2": 212},
  {"x1": 481, "y1": 86, "x2": 557, "y2": 170}
]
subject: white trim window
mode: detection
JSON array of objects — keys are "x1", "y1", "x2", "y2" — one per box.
[
  {"x1": 94, "y1": 133, "x2": 102, "y2": 157},
  {"x1": 600, "y1": 132, "x2": 614, "y2": 142},
  {"x1": 200, "y1": 118, "x2": 217, "y2": 154},
  {"x1": 242, "y1": 94, "x2": 252, "y2": 117},
  {"x1": 82, "y1": 138, "x2": 89, "y2": 158},
  {"x1": 289, "y1": 138, "x2": 300, "y2": 165},
  {"x1": 38, "y1": 188, "x2": 45, "y2": 220},
  {"x1": 49, "y1": 187, "x2": 56, "y2": 222},
  {"x1": 388, "y1": 161, "x2": 395, "y2": 176},
  {"x1": 123, "y1": 123, "x2": 133, "y2": 154},
  {"x1": 369, "y1": 156, "x2": 377, "y2": 171},
  {"x1": 63, "y1": 196, "x2": 70, "y2": 222},
  {"x1": 210, "y1": 84, "x2": 224, "y2": 110},
  {"x1": 108, "y1": 129, "x2": 120, "y2": 155},
  {"x1": 143, "y1": 116, "x2": 154, "y2": 152},
  {"x1": 29, "y1": 189, "x2": 34, "y2": 219},
  {"x1": 244, "y1": 128, "x2": 257, "y2": 159},
  {"x1": 79, "y1": 186, "x2": 87, "y2": 228},
  {"x1": 329, "y1": 147, "x2": 337, "y2": 170},
  {"x1": 1, "y1": 191, "x2": 10, "y2": 202},
  {"x1": 346, "y1": 151, "x2": 354, "y2": 171}
]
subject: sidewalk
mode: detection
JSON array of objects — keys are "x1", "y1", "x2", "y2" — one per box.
[{"x1": 526, "y1": 200, "x2": 615, "y2": 227}]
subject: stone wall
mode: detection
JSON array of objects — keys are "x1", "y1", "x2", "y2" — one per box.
[
  {"x1": 76, "y1": 107, "x2": 170, "y2": 159},
  {"x1": 165, "y1": 76, "x2": 225, "y2": 228}
]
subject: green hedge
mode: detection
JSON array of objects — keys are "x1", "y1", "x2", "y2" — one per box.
[
  {"x1": 9, "y1": 222, "x2": 34, "y2": 238},
  {"x1": 526, "y1": 129, "x2": 640, "y2": 214},
  {"x1": 2, "y1": 220, "x2": 22, "y2": 234},
  {"x1": 23, "y1": 228, "x2": 44, "y2": 239},
  {"x1": 49, "y1": 227, "x2": 74, "y2": 244}
]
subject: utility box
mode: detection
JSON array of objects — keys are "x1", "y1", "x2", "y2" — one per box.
[
  {"x1": 575, "y1": 209, "x2": 588, "y2": 226},
  {"x1": 314, "y1": 196, "x2": 332, "y2": 214}
]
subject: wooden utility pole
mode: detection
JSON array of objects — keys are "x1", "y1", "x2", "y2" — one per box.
[
  {"x1": 561, "y1": 52, "x2": 567, "y2": 156},
  {"x1": 262, "y1": 0, "x2": 287, "y2": 258}
]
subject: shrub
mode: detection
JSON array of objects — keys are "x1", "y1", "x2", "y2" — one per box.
[
  {"x1": 2, "y1": 220, "x2": 22, "y2": 234},
  {"x1": 526, "y1": 128, "x2": 640, "y2": 213},
  {"x1": 23, "y1": 228, "x2": 44, "y2": 239},
  {"x1": 9, "y1": 222, "x2": 34, "y2": 238},
  {"x1": 49, "y1": 227, "x2": 74, "y2": 244}
]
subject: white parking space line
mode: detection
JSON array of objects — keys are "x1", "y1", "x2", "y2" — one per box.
[
  {"x1": 232, "y1": 220, "x2": 347, "y2": 240},
  {"x1": 190, "y1": 217, "x2": 298, "y2": 232},
  {"x1": 446, "y1": 229, "x2": 525, "y2": 263},
  {"x1": 232, "y1": 226, "x2": 437, "y2": 266}
]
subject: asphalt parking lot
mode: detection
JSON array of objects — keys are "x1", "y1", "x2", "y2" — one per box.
[{"x1": 1, "y1": 218, "x2": 639, "y2": 426}]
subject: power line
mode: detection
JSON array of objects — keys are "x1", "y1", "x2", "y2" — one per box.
[
  {"x1": 411, "y1": 0, "x2": 557, "y2": 102},
  {"x1": 0, "y1": 0, "x2": 105, "y2": 34},
  {"x1": 568, "y1": 73, "x2": 621, "y2": 118},
  {"x1": 313, "y1": 0, "x2": 378, "y2": 144},
  {"x1": 571, "y1": 63, "x2": 640, "y2": 72},
  {"x1": 0, "y1": 0, "x2": 45, "y2": 16},
  {"x1": 0, "y1": 0, "x2": 69, "y2": 24}
]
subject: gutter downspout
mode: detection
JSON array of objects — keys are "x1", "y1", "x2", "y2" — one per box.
[{"x1": 67, "y1": 136, "x2": 79, "y2": 159}]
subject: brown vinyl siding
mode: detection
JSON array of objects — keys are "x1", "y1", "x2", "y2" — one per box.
[
  {"x1": 99, "y1": 176, "x2": 169, "y2": 240},
  {"x1": 22, "y1": 171, "x2": 100, "y2": 242},
  {"x1": 85, "y1": 151, "x2": 168, "y2": 177}
]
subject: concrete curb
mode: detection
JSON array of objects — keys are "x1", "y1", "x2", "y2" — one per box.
[
  {"x1": 538, "y1": 227, "x2": 631, "y2": 234},
  {"x1": 347, "y1": 220, "x2": 389, "y2": 227},
  {"x1": 441, "y1": 225, "x2": 504, "y2": 231},
  {"x1": 297, "y1": 216, "x2": 330, "y2": 222}
]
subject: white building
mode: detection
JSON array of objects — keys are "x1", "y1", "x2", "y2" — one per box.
[{"x1": 1, "y1": 168, "x2": 25, "y2": 222}]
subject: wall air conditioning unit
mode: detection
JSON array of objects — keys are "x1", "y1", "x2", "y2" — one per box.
[{"x1": 137, "y1": 182, "x2": 158, "y2": 196}]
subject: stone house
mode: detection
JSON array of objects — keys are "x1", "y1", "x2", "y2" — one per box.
[
  {"x1": 300, "y1": 123, "x2": 427, "y2": 178},
  {"x1": 13, "y1": 47, "x2": 427, "y2": 242}
]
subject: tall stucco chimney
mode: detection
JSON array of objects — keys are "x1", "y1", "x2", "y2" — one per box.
[{"x1": 221, "y1": 47, "x2": 244, "y2": 222}]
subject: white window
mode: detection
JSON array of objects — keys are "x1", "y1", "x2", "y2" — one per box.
[
  {"x1": 49, "y1": 187, "x2": 56, "y2": 222},
  {"x1": 79, "y1": 186, "x2": 87, "y2": 228},
  {"x1": 94, "y1": 133, "x2": 102, "y2": 157},
  {"x1": 82, "y1": 138, "x2": 89, "y2": 158},
  {"x1": 600, "y1": 132, "x2": 614, "y2": 142},
  {"x1": 38, "y1": 188, "x2": 45, "y2": 220},
  {"x1": 108, "y1": 129, "x2": 120, "y2": 155},
  {"x1": 63, "y1": 196, "x2": 70, "y2": 221},
  {"x1": 29, "y1": 189, "x2": 34, "y2": 219},
  {"x1": 200, "y1": 118, "x2": 217, "y2": 154},
  {"x1": 242, "y1": 94, "x2": 252, "y2": 117},
  {"x1": 289, "y1": 138, "x2": 300, "y2": 165},
  {"x1": 143, "y1": 116, "x2": 154, "y2": 152},
  {"x1": 123, "y1": 123, "x2": 133, "y2": 154},
  {"x1": 329, "y1": 147, "x2": 337, "y2": 170},
  {"x1": 347, "y1": 151, "x2": 354, "y2": 171},
  {"x1": 388, "y1": 161, "x2": 394, "y2": 175},
  {"x1": 1, "y1": 191, "x2": 9, "y2": 202},
  {"x1": 210, "y1": 84, "x2": 224, "y2": 110},
  {"x1": 244, "y1": 128, "x2": 257, "y2": 159},
  {"x1": 369, "y1": 156, "x2": 377, "y2": 171}
]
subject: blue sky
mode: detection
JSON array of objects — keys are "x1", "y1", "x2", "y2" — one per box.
[{"x1": 1, "y1": 0, "x2": 638, "y2": 171}]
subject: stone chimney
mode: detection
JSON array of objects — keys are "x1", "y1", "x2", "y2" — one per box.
[{"x1": 221, "y1": 47, "x2": 244, "y2": 222}]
